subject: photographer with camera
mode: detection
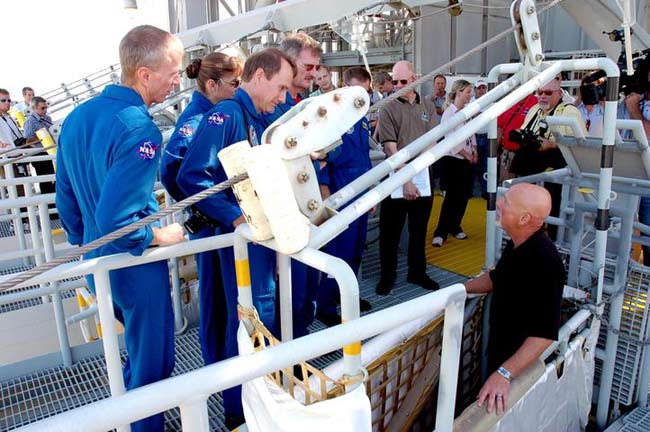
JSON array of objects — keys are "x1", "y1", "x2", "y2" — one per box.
[
  {"x1": 0, "y1": 89, "x2": 23, "y2": 150},
  {"x1": 509, "y1": 78, "x2": 587, "y2": 239}
]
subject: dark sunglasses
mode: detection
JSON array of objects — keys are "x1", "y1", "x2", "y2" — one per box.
[
  {"x1": 220, "y1": 78, "x2": 241, "y2": 88},
  {"x1": 392, "y1": 79, "x2": 409, "y2": 85},
  {"x1": 536, "y1": 90, "x2": 556, "y2": 96},
  {"x1": 301, "y1": 63, "x2": 321, "y2": 72},
  {"x1": 0, "y1": 99, "x2": 10, "y2": 103}
]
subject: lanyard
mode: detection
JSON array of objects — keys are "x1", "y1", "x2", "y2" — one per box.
[{"x1": 1, "y1": 115, "x2": 22, "y2": 140}]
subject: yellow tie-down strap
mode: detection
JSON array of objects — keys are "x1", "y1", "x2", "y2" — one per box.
[{"x1": 235, "y1": 259, "x2": 251, "y2": 288}]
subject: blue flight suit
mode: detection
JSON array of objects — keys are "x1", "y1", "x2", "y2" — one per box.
[
  {"x1": 177, "y1": 88, "x2": 276, "y2": 420},
  {"x1": 317, "y1": 118, "x2": 372, "y2": 317},
  {"x1": 160, "y1": 91, "x2": 227, "y2": 368},
  {"x1": 56, "y1": 85, "x2": 174, "y2": 432},
  {"x1": 263, "y1": 92, "x2": 320, "y2": 338}
]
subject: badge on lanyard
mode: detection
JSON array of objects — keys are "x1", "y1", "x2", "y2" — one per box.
[{"x1": 421, "y1": 111, "x2": 429, "y2": 122}]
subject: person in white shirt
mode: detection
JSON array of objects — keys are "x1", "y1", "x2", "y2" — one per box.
[
  {"x1": 13, "y1": 87, "x2": 34, "y2": 116},
  {"x1": 432, "y1": 79, "x2": 477, "y2": 247},
  {"x1": 0, "y1": 89, "x2": 23, "y2": 149}
]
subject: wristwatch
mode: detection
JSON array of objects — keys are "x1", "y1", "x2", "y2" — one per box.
[{"x1": 497, "y1": 366, "x2": 513, "y2": 383}]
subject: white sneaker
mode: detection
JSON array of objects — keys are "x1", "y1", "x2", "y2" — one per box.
[
  {"x1": 432, "y1": 236, "x2": 444, "y2": 247},
  {"x1": 455, "y1": 232, "x2": 468, "y2": 240}
]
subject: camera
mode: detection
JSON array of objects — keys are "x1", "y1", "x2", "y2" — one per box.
[
  {"x1": 183, "y1": 207, "x2": 217, "y2": 235},
  {"x1": 509, "y1": 128, "x2": 541, "y2": 151},
  {"x1": 598, "y1": 29, "x2": 650, "y2": 96}
]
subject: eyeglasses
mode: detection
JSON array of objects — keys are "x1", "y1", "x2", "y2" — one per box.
[
  {"x1": 220, "y1": 78, "x2": 241, "y2": 88},
  {"x1": 392, "y1": 79, "x2": 409, "y2": 86},
  {"x1": 536, "y1": 90, "x2": 557, "y2": 96},
  {"x1": 0, "y1": 99, "x2": 10, "y2": 103},
  {"x1": 300, "y1": 62, "x2": 321, "y2": 72}
]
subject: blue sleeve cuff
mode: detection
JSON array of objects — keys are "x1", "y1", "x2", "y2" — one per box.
[
  {"x1": 127, "y1": 226, "x2": 154, "y2": 256},
  {"x1": 67, "y1": 233, "x2": 83, "y2": 246}
]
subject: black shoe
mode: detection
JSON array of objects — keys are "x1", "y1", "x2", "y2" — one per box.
[
  {"x1": 316, "y1": 311, "x2": 341, "y2": 327},
  {"x1": 407, "y1": 274, "x2": 440, "y2": 291},
  {"x1": 376, "y1": 278, "x2": 394, "y2": 296},
  {"x1": 225, "y1": 414, "x2": 246, "y2": 430},
  {"x1": 360, "y1": 298, "x2": 372, "y2": 312}
]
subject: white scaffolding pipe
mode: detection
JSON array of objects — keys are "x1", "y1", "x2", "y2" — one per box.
[
  {"x1": 325, "y1": 74, "x2": 522, "y2": 211},
  {"x1": 312, "y1": 61, "x2": 568, "y2": 249},
  {"x1": 14, "y1": 284, "x2": 466, "y2": 432}
]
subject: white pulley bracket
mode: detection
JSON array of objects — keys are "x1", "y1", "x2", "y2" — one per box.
[
  {"x1": 511, "y1": 0, "x2": 544, "y2": 69},
  {"x1": 261, "y1": 86, "x2": 370, "y2": 226}
]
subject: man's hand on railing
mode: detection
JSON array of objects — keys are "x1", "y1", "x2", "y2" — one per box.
[{"x1": 152, "y1": 223, "x2": 186, "y2": 246}]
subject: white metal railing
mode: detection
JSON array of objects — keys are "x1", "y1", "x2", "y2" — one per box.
[{"x1": 14, "y1": 281, "x2": 466, "y2": 432}]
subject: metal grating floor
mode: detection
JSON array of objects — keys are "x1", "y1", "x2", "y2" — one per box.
[
  {"x1": 611, "y1": 407, "x2": 650, "y2": 432},
  {"x1": 0, "y1": 219, "x2": 62, "y2": 239},
  {"x1": 0, "y1": 239, "x2": 469, "y2": 431}
]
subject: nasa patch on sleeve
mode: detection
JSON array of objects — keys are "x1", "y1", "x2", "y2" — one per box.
[
  {"x1": 178, "y1": 123, "x2": 195, "y2": 138},
  {"x1": 207, "y1": 112, "x2": 230, "y2": 126},
  {"x1": 137, "y1": 140, "x2": 160, "y2": 160}
]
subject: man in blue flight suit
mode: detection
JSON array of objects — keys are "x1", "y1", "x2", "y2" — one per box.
[
  {"x1": 55, "y1": 26, "x2": 186, "y2": 432},
  {"x1": 264, "y1": 33, "x2": 325, "y2": 339},
  {"x1": 316, "y1": 67, "x2": 374, "y2": 326},
  {"x1": 176, "y1": 48, "x2": 296, "y2": 428},
  {"x1": 160, "y1": 53, "x2": 242, "y2": 367}
]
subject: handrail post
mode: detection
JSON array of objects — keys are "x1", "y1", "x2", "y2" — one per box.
[
  {"x1": 94, "y1": 269, "x2": 130, "y2": 432},
  {"x1": 278, "y1": 253, "x2": 293, "y2": 341},
  {"x1": 4, "y1": 162, "x2": 29, "y2": 266},
  {"x1": 38, "y1": 201, "x2": 73, "y2": 367},
  {"x1": 435, "y1": 290, "x2": 466, "y2": 431},
  {"x1": 179, "y1": 396, "x2": 210, "y2": 432}
]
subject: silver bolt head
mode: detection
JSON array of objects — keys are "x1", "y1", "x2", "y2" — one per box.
[
  {"x1": 297, "y1": 171, "x2": 310, "y2": 183},
  {"x1": 535, "y1": 53, "x2": 544, "y2": 61},
  {"x1": 318, "y1": 106, "x2": 327, "y2": 117},
  {"x1": 307, "y1": 199, "x2": 320, "y2": 211},
  {"x1": 354, "y1": 97, "x2": 366, "y2": 109},
  {"x1": 531, "y1": 32, "x2": 540, "y2": 41},
  {"x1": 527, "y1": 5, "x2": 535, "y2": 15},
  {"x1": 284, "y1": 136, "x2": 298, "y2": 148}
]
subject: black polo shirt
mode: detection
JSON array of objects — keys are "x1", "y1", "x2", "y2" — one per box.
[{"x1": 487, "y1": 229, "x2": 565, "y2": 373}]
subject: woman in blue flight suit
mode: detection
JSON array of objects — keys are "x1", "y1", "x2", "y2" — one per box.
[
  {"x1": 160, "y1": 53, "x2": 242, "y2": 367},
  {"x1": 316, "y1": 116, "x2": 373, "y2": 325},
  {"x1": 176, "y1": 48, "x2": 294, "y2": 426}
]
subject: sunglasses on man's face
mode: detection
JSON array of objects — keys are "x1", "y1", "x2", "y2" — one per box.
[
  {"x1": 392, "y1": 79, "x2": 409, "y2": 86},
  {"x1": 536, "y1": 90, "x2": 557, "y2": 96},
  {"x1": 0, "y1": 99, "x2": 10, "y2": 103},
  {"x1": 301, "y1": 63, "x2": 321, "y2": 72}
]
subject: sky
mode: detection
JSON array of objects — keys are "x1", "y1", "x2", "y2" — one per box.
[{"x1": 3, "y1": 0, "x2": 169, "y2": 105}]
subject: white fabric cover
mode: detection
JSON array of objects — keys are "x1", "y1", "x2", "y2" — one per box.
[
  {"x1": 238, "y1": 324, "x2": 372, "y2": 432},
  {"x1": 490, "y1": 325, "x2": 598, "y2": 432}
]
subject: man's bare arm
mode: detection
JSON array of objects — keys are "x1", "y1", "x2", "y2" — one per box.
[
  {"x1": 383, "y1": 140, "x2": 398, "y2": 157},
  {"x1": 477, "y1": 336, "x2": 553, "y2": 414},
  {"x1": 464, "y1": 272, "x2": 493, "y2": 294}
]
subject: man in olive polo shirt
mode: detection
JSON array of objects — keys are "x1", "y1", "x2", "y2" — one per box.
[{"x1": 376, "y1": 60, "x2": 439, "y2": 295}]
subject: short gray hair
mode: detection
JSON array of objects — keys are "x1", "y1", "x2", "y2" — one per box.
[
  {"x1": 119, "y1": 25, "x2": 184, "y2": 81},
  {"x1": 279, "y1": 33, "x2": 322, "y2": 59},
  {"x1": 31, "y1": 96, "x2": 47, "y2": 108}
]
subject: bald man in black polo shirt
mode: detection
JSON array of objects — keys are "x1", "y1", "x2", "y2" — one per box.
[{"x1": 465, "y1": 183, "x2": 565, "y2": 415}]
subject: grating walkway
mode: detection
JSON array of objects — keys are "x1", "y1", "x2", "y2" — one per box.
[
  {"x1": 426, "y1": 195, "x2": 487, "y2": 277},
  {"x1": 606, "y1": 407, "x2": 650, "y2": 432},
  {"x1": 0, "y1": 236, "x2": 470, "y2": 431}
]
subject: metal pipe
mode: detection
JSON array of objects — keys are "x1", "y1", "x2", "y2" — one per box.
[
  {"x1": 597, "y1": 200, "x2": 636, "y2": 427},
  {"x1": 325, "y1": 74, "x2": 522, "y2": 211},
  {"x1": 12, "y1": 234, "x2": 236, "y2": 289},
  {"x1": 4, "y1": 163, "x2": 28, "y2": 266},
  {"x1": 0, "y1": 174, "x2": 56, "y2": 187},
  {"x1": 24, "y1": 186, "x2": 47, "y2": 303},
  {"x1": 541, "y1": 308, "x2": 593, "y2": 359},
  {"x1": 312, "y1": 62, "x2": 566, "y2": 249},
  {"x1": 0, "y1": 278, "x2": 87, "y2": 306},
  {"x1": 278, "y1": 253, "x2": 293, "y2": 341},
  {"x1": 546, "y1": 115, "x2": 586, "y2": 139},
  {"x1": 616, "y1": 119, "x2": 650, "y2": 179},
  {"x1": 14, "y1": 285, "x2": 466, "y2": 432},
  {"x1": 66, "y1": 304, "x2": 98, "y2": 325},
  {"x1": 179, "y1": 397, "x2": 210, "y2": 432},
  {"x1": 487, "y1": 62, "x2": 524, "y2": 82},
  {"x1": 93, "y1": 269, "x2": 130, "y2": 432}
]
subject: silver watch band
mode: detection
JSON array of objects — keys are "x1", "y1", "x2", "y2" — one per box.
[{"x1": 497, "y1": 366, "x2": 513, "y2": 382}]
